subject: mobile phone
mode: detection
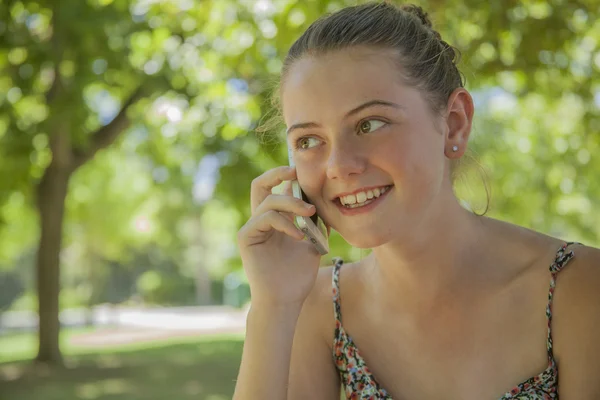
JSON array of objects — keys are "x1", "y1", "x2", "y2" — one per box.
[{"x1": 287, "y1": 147, "x2": 329, "y2": 255}]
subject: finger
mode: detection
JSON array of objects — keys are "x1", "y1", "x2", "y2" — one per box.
[
  {"x1": 250, "y1": 166, "x2": 297, "y2": 213},
  {"x1": 282, "y1": 180, "x2": 292, "y2": 196},
  {"x1": 279, "y1": 181, "x2": 296, "y2": 221},
  {"x1": 253, "y1": 193, "x2": 316, "y2": 219},
  {"x1": 239, "y1": 210, "x2": 305, "y2": 245}
]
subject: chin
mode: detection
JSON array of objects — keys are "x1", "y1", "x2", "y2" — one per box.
[{"x1": 339, "y1": 230, "x2": 391, "y2": 249}]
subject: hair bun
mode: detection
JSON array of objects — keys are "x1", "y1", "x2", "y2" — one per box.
[{"x1": 399, "y1": 4, "x2": 433, "y2": 28}]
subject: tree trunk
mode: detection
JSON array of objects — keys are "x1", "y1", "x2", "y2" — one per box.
[
  {"x1": 194, "y1": 221, "x2": 212, "y2": 306},
  {"x1": 31, "y1": 82, "x2": 140, "y2": 365},
  {"x1": 35, "y1": 163, "x2": 71, "y2": 366},
  {"x1": 195, "y1": 263, "x2": 212, "y2": 305}
]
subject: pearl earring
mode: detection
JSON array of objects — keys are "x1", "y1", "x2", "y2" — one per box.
[{"x1": 452, "y1": 145, "x2": 458, "y2": 152}]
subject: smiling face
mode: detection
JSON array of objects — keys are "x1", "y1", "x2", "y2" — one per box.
[{"x1": 282, "y1": 47, "x2": 469, "y2": 248}]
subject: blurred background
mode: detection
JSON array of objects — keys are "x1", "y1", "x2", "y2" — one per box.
[{"x1": 0, "y1": 0, "x2": 598, "y2": 399}]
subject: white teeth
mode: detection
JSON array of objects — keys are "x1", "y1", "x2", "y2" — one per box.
[
  {"x1": 339, "y1": 186, "x2": 390, "y2": 207},
  {"x1": 356, "y1": 192, "x2": 367, "y2": 203}
]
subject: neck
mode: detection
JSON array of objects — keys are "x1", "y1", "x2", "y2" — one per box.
[{"x1": 368, "y1": 195, "x2": 488, "y2": 308}]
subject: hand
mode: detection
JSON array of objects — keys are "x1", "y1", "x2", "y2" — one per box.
[{"x1": 237, "y1": 166, "x2": 323, "y2": 308}]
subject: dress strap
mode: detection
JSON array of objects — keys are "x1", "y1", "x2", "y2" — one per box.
[
  {"x1": 331, "y1": 257, "x2": 344, "y2": 323},
  {"x1": 548, "y1": 241, "x2": 579, "y2": 274},
  {"x1": 545, "y1": 241, "x2": 581, "y2": 358}
]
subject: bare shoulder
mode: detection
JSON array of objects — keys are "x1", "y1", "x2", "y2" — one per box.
[
  {"x1": 553, "y1": 243, "x2": 600, "y2": 397},
  {"x1": 287, "y1": 263, "x2": 342, "y2": 399},
  {"x1": 553, "y1": 243, "x2": 600, "y2": 305},
  {"x1": 552, "y1": 243, "x2": 600, "y2": 322},
  {"x1": 300, "y1": 259, "x2": 362, "y2": 341},
  {"x1": 299, "y1": 263, "x2": 337, "y2": 342},
  {"x1": 304, "y1": 264, "x2": 336, "y2": 311}
]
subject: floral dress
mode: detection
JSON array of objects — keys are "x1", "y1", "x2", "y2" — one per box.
[{"x1": 332, "y1": 242, "x2": 580, "y2": 399}]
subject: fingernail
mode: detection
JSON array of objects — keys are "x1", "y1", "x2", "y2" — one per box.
[{"x1": 305, "y1": 203, "x2": 315, "y2": 209}]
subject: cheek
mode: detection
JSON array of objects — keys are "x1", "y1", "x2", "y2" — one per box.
[
  {"x1": 378, "y1": 133, "x2": 443, "y2": 189},
  {"x1": 296, "y1": 160, "x2": 325, "y2": 201},
  {"x1": 375, "y1": 139, "x2": 412, "y2": 177}
]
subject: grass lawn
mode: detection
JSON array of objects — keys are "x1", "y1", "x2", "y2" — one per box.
[{"x1": 0, "y1": 329, "x2": 244, "y2": 400}]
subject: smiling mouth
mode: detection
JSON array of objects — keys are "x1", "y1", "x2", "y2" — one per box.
[{"x1": 336, "y1": 185, "x2": 393, "y2": 209}]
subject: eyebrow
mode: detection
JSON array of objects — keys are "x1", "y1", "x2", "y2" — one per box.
[{"x1": 285, "y1": 99, "x2": 404, "y2": 135}]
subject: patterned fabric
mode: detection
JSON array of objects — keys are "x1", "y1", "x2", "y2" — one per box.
[{"x1": 331, "y1": 242, "x2": 580, "y2": 400}]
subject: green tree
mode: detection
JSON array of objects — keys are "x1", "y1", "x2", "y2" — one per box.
[{"x1": 1, "y1": 0, "x2": 252, "y2": 365}]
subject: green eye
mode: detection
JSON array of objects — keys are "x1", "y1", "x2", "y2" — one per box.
[
  {"x1": 297, "y1": 137, "x2": 320, "y2": 150},
  {"x1": 359, "y1": 119, "x2": 386, "y2": 134}
]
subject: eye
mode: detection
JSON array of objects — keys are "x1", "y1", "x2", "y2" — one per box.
[
  {"x1": 295, "y1": 136, "x2": 321, "y2": 150},
  {"x1": 358, "y1": 119, "x2": 386, "y2": 134}
]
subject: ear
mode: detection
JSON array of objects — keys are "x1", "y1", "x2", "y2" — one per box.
[{"x1": 443, "y1": 88, "x2": 474, "y2": 158}]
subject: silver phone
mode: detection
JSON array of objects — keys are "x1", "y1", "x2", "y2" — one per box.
[{"x1": 287, "y1": 147, "x2": 329, "y2": 255}]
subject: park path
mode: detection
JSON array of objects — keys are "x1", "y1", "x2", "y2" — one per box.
[{"x1": 2, "y1": 305, "x2": 248, "y2": 347}]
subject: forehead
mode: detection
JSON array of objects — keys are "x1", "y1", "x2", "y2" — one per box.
[{"x1": 281, "y1": 48, "x2": 411, "y2": 123}]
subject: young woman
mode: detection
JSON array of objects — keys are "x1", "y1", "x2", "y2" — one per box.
[{"x1": 234, "y1": 2, "x2": 600, "y2": 399}]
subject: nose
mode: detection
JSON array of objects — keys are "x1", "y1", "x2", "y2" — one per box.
[{"x1": 326, "y1": 140, "x2": 367, "y2": 180}]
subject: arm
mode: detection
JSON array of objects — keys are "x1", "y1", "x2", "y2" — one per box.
[
  {"x1": 233, "y1": 303, "x2": 303, "y2": 400},
  {"x1": 553, "y1": 245, "x2": 600, "y2": 398},
  {"x1": 288, "y1": 268, "x2": 341, "y2": 399},
  {"x1": 233, "y1": 268, "x2": 341, "y2": 400}
]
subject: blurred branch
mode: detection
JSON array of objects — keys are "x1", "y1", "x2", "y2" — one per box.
[
  {"x1": 72, "y1": 86, "x2": 146, "y2": 170},
  {"x1": 46, "y1": 2, "x2": 64, "y2": 105}
]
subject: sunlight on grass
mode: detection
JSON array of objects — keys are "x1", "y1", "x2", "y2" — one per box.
[
  {"x1": 94, "y1": 354, "x2": 124, "y2": 369},
  {"x1": 182, "y1": 379, "x2": 203, "y2": 396},
  {"x1": 74, "y1": 378, "x2": 140, "y2": 399},
  {"x1": 0, "y1": 329, "x2": 244, "y2": 400},
  {"x1": 0, "y1": 327, "x2": 97, "y2": 363},
  {"x1": 76, "y1": 382, "x2": 103, "y2": 399},
  {"x1": 0, "y1": 332, "x2": 37, "y2": 362},
  {"x1": 101, "y1": 378, "x2": 135, "y2": 395},
  {"x1": 0, "y1": 328, "x2": 244, "y2": 364}
]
